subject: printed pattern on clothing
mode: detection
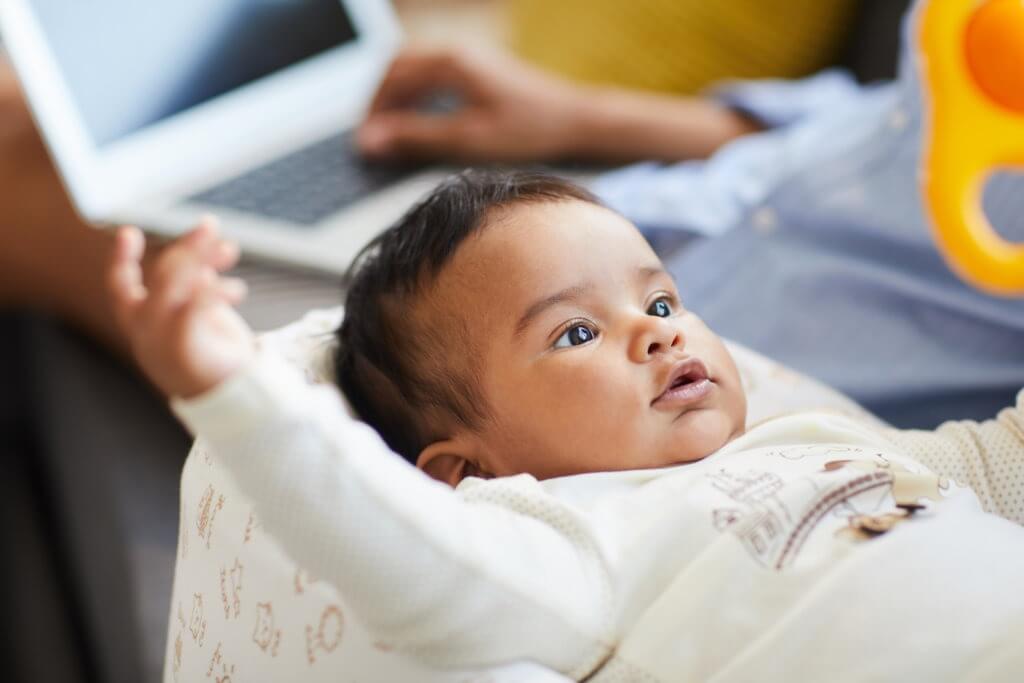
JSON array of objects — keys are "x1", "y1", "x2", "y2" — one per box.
[{"x1": 709, "y1": 450, "x2": 950, "y2": 570}]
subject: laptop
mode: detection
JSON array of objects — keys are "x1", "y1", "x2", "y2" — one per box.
[{"x1": 0, "y1": 0, "x2": 457, "y2": 275}]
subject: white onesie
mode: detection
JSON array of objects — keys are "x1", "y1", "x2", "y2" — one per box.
[{"x1": 173, "y1": 353, "x2": 1024, "y2": 682}]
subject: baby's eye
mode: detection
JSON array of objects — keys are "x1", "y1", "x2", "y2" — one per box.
[
  {"x1": 553, "y1": 323, "x2": 598, "y2": 349},
  {"x1": 647, "y1": 296, "x2": 674, "y2": 318}
]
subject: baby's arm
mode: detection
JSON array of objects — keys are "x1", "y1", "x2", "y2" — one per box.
[
  {"x1": 108, "y1": 224, "x2": 612, "y2": 676},
  {"x1": 883, "y1": 392, "x2": 1024, "y2": 525}
]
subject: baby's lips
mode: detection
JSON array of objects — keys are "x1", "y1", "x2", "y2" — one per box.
[{"x1": 918, "y1": 0, "x2": 1024, "y2": 295}]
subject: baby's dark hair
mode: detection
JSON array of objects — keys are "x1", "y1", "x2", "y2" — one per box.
[{"x1": 335, "y1": 169, "x2": 601, "y2": 464}]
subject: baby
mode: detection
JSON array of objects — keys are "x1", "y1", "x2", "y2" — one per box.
[
  {"x1": 332, "y1": 171, "x2": 746, "y2": 482},
  {"x1": 111, "y1": 171, "x2": 1024, "y2": 680}
]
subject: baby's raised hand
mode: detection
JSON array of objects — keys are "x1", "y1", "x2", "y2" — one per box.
[{"x1": 108, "y1": 218, "x2": 255, "y2": 399}]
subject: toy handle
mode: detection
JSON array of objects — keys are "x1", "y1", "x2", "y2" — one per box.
[{"x1": 919, "y1": 0, "x2": 1024, "y2": 296}]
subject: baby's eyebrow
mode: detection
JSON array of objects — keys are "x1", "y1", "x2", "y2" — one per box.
[
  {"x1": 513, "y1": 284, "x2": 591, "y2": 338},
  {"x1": 638, "y1": 265, "x2": 671, "y2": 282}
]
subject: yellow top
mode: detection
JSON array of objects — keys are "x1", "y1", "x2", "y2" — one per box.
[{"x1": 507, "y1": 0, "x2": 857, "y2": 94}]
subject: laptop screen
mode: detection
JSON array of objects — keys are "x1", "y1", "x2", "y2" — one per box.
[{"x1": 30, "y1": 0, "x2": 357, "y2": 148}]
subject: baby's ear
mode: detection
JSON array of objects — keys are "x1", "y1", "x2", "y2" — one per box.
[{"x1": 416, "y1": 438, "x2": 482, "y2": 487}]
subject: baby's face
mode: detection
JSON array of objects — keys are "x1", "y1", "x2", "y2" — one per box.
[{"x1": 424, "y1": 200, "x2": 746, "y2": 481}]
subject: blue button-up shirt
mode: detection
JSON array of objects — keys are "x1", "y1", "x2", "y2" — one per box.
[{"x1": 592, "y1": 2, "x2": 1024, "y2": 428}]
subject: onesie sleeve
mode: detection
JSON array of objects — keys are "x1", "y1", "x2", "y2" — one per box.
[
  {"x1": 883, "y1": 390, "x2": 1024, "y2": 525},
  {"x1": 171, "y1": 351, "x2": 612, "y2": 676}
]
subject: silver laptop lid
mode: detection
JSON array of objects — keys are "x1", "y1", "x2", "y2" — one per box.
[{"x1": 0, "y1": 0, "x2": 401, "y2": 219}]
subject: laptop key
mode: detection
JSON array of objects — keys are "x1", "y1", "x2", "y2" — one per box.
[{"x1": 191, "y1": 131, "x2": 421, "y2": 226}]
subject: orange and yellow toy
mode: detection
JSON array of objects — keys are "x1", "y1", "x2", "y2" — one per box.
[{"x1": 918, "y1": 0, "x2": 1024, "y2": 295}]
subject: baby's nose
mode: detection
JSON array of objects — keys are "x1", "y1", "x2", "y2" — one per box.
[{"x1": 631, "y1": 317, "x2": 683, "y2": 361}]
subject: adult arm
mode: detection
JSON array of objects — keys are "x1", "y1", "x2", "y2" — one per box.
[
  {"x1": 591, "y1": 70, "x2": 893, "y2": 236},
  {"x1": 884, "y1": 391, "x2": 1024, "y2": 525},
  {"x1": 0, "y1": 62, "x2": 128, "y2": 352},
  {"x1": 356, "y1": 46, "x2": 762, "y2": 164}
]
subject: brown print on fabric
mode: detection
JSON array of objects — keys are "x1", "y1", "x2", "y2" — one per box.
[
  {"x1": 207, "y1": 642, "x2": 222, "y2": 677},
  {"x1": 708, "y1": 467, "x2": 896, "y2": 569},
  {"x1": 305, "y1": 604, "x2": 344, "y2": 665},
  {"x1": 824, "y1": 458, "x2": 948, "y2": 506},
  {"x1": 724, "y1": 506, "x2": 786, "y2": 557},
  {"x1": 197, "y1": 485, "x2": 226, "y2": 550},
  {"x1": 712, "y1": 508, "x2": 745, "y2": 531},
  {"x1": 253, "y1": 602, "x2": 282, "y2": 656},
  {"x1": 294, "y1": 568, "x2": 318, "y2": 595},
  {"x1": 207, "y1": 642, "x2": 236, "y2": 682},
  {"x1": 708, "y1": 469, "x2": 796, "y2": 564},
  {"x1": 709, "y1": 469, "x2": 787, "y2": 502},
  {"x1": 773, "y1": 471, "x2": 893, "y2": 569},
  {"x1": 766, "y1": 445, "x2": 863, "y2": 462},
  {"x1": 190, "y1": 593, "x2": 208, "y2": 647},
  {"x1": 824, "y1": 458, "x2": 947, "y2": 544},
  {"x1": 177, "y1": 601, "x2": 187, "y2": 630},
  {"x1": 709, "y1": 469, "x2": 792, "y2": 523},
  {"x1": 219, "y1": 558, "x2": 244, "y2": 619},
  {"x1": 172, "y1": 631, "x2": 183, "y2": 683},
  {"x1": 836, "y1": 510, "x2": 917, "y2": 543},
  {"x1": 244, "y1": 510, "x2": 260, "y2": 544}
]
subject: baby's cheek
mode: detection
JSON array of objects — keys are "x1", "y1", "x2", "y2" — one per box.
[
  {"x1": 716, "y1": 355, "x2": 747, "y2": 424},
  {"x1": 569, "y1": 364, "x2": 636, "y2": 411},
  {"x1": 569, "y1": 370, "x2": 648, "y2": 450}
]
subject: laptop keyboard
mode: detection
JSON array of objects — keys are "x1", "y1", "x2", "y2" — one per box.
[{"x1": 190, "y1": 131, "x2": 421, "y2": 226}]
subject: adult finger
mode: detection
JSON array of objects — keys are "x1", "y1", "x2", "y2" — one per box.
[{"x1": 366, "y1": 47, "x2": 485, "y2": 116}]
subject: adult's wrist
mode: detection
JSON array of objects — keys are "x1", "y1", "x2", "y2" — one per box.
[
  {"x1": 557, "y1": 83, "x2": 619, "y2": 160},
  {"x1": 560, "y1": 86, "x2": 762, "y2": 163}
]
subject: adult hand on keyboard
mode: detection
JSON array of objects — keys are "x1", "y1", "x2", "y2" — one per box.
[
  {"x1": 108, "y1": 218, "x2": 256, "y2": 400},
  {"x1": 357, "y1": 46, "x2": 589, "y2": 163},
  {"x1": 357, "y1": 46, "x2": 761, "y2": 165}
]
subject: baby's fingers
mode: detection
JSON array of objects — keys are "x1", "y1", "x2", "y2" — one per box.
[
  {"x1": 211, "y1": 238, "x2": 240, "y2": 273},
  {"x1": 148, "y1": 222, "x2": 225, "y2": 306},
  {"x1": 146, "y1": 248, "x2": 211, "y2": 318},
  {"x1": 217, "y1": 276, "x2": 248, "y2": 304},
  {"x1": 182, "y1": 215, "x2": 240, "y2": 272},
  {"x1": 109, "y1": 225, "x2": 148, "y2": 333}
]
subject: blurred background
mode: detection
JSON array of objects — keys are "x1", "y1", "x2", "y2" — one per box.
[{"x1": 0, "y1": 1, "x2": 909, "y2": 682}]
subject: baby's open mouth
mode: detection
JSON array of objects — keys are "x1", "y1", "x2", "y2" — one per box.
[{"x1": 652, "y1": 358, "x2": 713, "y2": 409}]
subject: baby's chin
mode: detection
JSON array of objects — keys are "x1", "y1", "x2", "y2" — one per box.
[{"x1": 662, "y1": 408, "x2": 740, "y2": 466}]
